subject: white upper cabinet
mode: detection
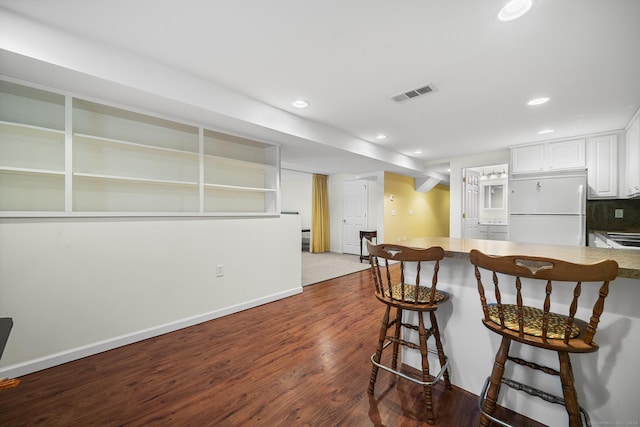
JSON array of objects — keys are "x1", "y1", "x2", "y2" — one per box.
[
  {"x1": 511, "y1": 139, "x2": 586, "y2": 175},
  {"x1": 511, "y1": 144, "x2": 545, "y2": 173},
  {"x1": 587, "y1": 134, "x2": 618, "y2": 199},
  {"x1": 547, "y1": 139, "x2": 586, "y2": 171},
  {"x1": 626, "y1": 114, "x2": 640, "y2": 198}
]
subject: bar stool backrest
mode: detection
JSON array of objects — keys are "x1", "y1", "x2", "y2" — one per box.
[
  {"x1": 367, "y1": 242, "x2": 447, "y2": 308},
  {"x1": 469, "y1": 249, "x2": 619, "y2": 350}
]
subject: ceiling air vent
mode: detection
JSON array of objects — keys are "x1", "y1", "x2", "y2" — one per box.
[{"x1": 391, "y1": 83, "x2": 435, "y2": 103}]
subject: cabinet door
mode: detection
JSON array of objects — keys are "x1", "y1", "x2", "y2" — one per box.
[
  {"x1": 587, "y1": 135, "x2": 617, "y2": 199},
  {"x1": 626, "y1": 116, "x2": 640, "y2": 197},
  {"x1": 511, "y1": 144, "x2": 545, "y2": 173},
  {"x1": 548, "y1": 139, "x2": 586, "y2": 171},
  {"x1": 477, "y1": 224, "x2": 488, "y2": 240}
]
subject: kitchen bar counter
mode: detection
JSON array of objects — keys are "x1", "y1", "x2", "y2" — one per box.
[
  {"x1": 395, "y1": 236, "x2": 640, "y2": 425},
  {"x1": 403, "y1": 236, "x2": 640, "y2": 279}
]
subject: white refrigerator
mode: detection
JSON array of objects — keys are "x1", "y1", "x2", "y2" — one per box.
[{"x1": 509, "y1": 173, "x2": 587, "y2": 246}]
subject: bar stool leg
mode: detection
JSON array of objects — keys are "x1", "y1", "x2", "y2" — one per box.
[
  {"x1": 369, "y1": 305, "x2": 391, "y2": 394},
  {"x1": 418, "y1": 313, "x2": 435, "y2": 424},
  {"x1": 430, "y1": 311, "x2": 451, "y2": 389},
  {"x1": 480, "y1": 336, "x2": 511, "y2": 427},
  {"x1": 391, "y1": 308, "x2": 402, "y2": 370},
  {"x1": 558, "y1": 352, "x2": 582, "y2": 427}
]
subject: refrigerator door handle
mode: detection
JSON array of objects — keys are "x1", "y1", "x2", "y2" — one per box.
[{"x1": 578, "y1": 184, "x2": 585, "y2": 245}]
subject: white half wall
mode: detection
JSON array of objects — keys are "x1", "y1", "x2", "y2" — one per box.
[{"x1": 0, "y1": 215, "x2": 302, "y2": 377}]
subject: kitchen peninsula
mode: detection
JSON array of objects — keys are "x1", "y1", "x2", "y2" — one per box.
[{"x1": 399, "y1": 237, "x2": 640, "y2": 426}]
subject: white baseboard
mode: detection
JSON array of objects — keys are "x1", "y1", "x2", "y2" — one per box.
[{"x1": 0, "y1": 287, "x2": 302, "y2": 379}]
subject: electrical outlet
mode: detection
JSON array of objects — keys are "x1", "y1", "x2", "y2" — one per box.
[
  {"x1": 615, "y1": 209, "x2": 624, "y2": 218},
  {"x1": 216, "y1": 264, "x2": 224, "y2": 277}
]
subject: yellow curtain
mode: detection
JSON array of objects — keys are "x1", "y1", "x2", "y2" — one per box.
[{"x1": 311, "y1": 174, "x2": 330, "y2": 253}]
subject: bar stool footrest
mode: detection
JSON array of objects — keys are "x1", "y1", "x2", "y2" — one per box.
[
  {"x1": 370, "y1": 341, "x2": 449, "y2": 387},
  {"x1": 478, "y1": 376, "x2": 591, "y2": 427}
]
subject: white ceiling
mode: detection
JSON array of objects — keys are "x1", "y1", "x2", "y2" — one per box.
[{"x1": 1, "y1": 0, "x2": 640, "y2": 181}]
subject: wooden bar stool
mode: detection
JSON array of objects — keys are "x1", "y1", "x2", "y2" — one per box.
[
  {"x1": 367, "y1": 242, "x2": 451, "y2": 425},
  {"x1": 469, "y1": 249, "x2": 618, "y2": 427}
]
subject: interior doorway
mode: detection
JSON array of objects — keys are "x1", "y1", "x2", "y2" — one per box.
[
  {"x1": 461, "y1": 164, "x2": 508, "y2": 239},
  {"x1": 342, "y1": 179, "x2": 368, "y2": 255},
  {"x1": 462, "y1": 168, "x2": 481, "y2": 239}
]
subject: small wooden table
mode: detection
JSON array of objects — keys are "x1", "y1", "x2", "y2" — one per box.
[{"x1": 359, "y1": 230, "x2": 377, "y2": 262}]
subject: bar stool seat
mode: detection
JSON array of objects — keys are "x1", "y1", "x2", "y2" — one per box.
[
  {"x1": 367, "y1": 242, "x2": 451, "y2": 425},
  {"x1": 470, "y1": 249, "x2": 618, "y2": 427}
]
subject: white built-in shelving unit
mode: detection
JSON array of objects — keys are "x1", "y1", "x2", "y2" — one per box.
[{"x1": 0, "y1": 79, "x2": 280, "y2": 216}]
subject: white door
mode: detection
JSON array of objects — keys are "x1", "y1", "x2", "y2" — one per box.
[
  {"x1": 342, "y1": 179, "x2": 368, "y2": 255},
  {"x1": 462, "y1": 169, "x2": 481, "y2": 239}
]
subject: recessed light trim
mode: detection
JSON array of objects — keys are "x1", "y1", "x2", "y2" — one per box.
[
  {"x1": 498, "y1": 0, "x2": 533, "y2": 22},
  {"x1": 291, "y1": 99, "x2": 309, "y2": 108},
  {"x1": 527, "y1": 97, "x2": 550, "y2": 106},
  {"x1": 538, "y1": 129, "x2": 554, "y2": 135}
]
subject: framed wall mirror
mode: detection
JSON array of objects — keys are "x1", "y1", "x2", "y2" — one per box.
[{"x1": 482, "y1": 183, "x2": 504, "y2": 209}]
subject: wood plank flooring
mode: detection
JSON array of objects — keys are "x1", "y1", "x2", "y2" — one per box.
[{"x1": 0, "y1": 269, "x2": 545, "y2": 426}]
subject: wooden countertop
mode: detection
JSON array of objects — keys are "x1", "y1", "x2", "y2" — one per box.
[{"x1": 402, "y1": 237, "x2": 640, "y2": 280}]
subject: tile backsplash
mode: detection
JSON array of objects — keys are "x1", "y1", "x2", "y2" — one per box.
[{"x1": 587, "y1": 199, "x2": 640, "y2": 232}]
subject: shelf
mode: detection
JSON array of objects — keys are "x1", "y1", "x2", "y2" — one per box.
[
  {"x1": 203, "y1": 153, "x2": 273, "y2": 170},
  {"x1": 0, "y1": 166, "x2": 65, "y2": 176},
  {"x1": 74, "y1": 172, "x2": 198, "y2": 187},
  {"x1": 74, "y1": 133, "x2": 199, "y2": 157},
  {"x1": 204, "y1": 183, "x2": 276, "y2": 192},
  {"x1": 0, "y1": 170, "x2": 65, "y2": 211},
  {"x1": 1, "y1": 79, "x2": 280, "y2": 216},
  {"x1": 0, "y1": 121, "x2": 65, "y2": 172},
  {"x1": 0, "y1": 120, "x2": 65, "y2": 135},
  {"x1": 73, "y1": 134, "x2": 200, "y2": 184},
  {"x1": 0, "y1": 80, "x2": 65, "y2": 131}
]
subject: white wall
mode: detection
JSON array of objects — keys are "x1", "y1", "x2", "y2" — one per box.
[
  {"x1": 0, "y1": 215, "x2": 301, "y2": 377},
  {"x1": 281, "y1": 169, "x2": 312, "y2": 229}
]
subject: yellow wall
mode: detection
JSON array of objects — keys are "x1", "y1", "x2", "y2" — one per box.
[{"x1": 383, "y1": 172, "x2": 450, "y2": 243}]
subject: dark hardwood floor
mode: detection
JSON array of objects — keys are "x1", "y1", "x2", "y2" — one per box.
[{"x1": 0, "y1": 269, "x2": 544, "y2": 426}]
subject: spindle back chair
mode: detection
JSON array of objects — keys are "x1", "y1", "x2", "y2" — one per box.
[
  {"x1": 469, "y1": 249, "x2": 618, "y2": 427},
  {"x1": 367, "y1": 242, "x2": 451, "y2": 425}
]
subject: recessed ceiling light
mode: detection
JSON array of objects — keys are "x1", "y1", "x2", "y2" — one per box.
[
  {"x1": 538, "y1": 129, "x2": 554, "y2": 135},
  {"x1": 498, "y1": 0, "x2": 533, "y2": 22},
  {"x1": 375, "y1": 134, "x2": 388, "y2": 141},
  {"x1": 527, "y1": 97, "x2": 550, "y2": 106},
  {"x1": 291, "y1": 99, "x2": 309, "y2": 108}
]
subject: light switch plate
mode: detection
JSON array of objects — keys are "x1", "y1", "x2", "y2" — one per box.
[{"x1": 615, "y1": 209, "x2": 624, "y2": 218}]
